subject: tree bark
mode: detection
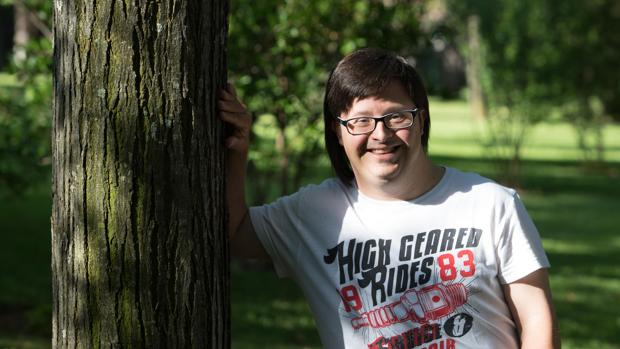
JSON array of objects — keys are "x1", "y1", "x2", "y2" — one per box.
[
  {"x1": 51, "y1": 0, "x2": 229, "y2": 348},
  {"x1": 0, "y1": 5, "x2": 13, "y2": 68}
]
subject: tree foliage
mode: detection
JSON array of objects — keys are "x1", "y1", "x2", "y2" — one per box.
[
  {"x1": 447, "y1": 0, "x2": 620, "y2": 170},
  {"x1": 2, "y1": 0, "x2": 619, "y2": 194},
  {"x1": 0, "y1": 0, "x2": 51, "y2": 192},
  {"x1": 228, "y1": 0, "x2": 430, "y2": 200}
]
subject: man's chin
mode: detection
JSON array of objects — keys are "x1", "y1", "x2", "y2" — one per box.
[{"x1": 371, "y1": 166, "x2": 400, "y2": 182}]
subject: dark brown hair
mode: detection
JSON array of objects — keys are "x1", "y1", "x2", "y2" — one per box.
[{"x1": 323, "y1": 47, "x2": 430, "y2": 185}]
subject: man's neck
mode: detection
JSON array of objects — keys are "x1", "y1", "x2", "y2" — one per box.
[{"x1": 357, "y1": 161, "x2": 445, "y2": 201}]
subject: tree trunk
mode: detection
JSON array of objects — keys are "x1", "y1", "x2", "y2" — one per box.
[
  {"x1": 13, "y1": 0, "x2": 31, "y2": 61},
  {"x1": 51, "y1": 0, "x2": 230, "y2": 348},
  {"x1": 466, "y1": 15, "x2": 486, "y2": 121},
  {"x1": 0, "y1": 5, "x2": 14, "y2": 69}
]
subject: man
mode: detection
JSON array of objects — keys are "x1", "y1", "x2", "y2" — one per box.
[{"x1": 219, "y1": 47, "x2": 560, "y2": 348}]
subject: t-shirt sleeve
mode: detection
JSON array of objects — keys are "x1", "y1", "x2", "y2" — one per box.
[
  {"x1": 496, "y1": 192, "x2": 550, "y2": 284},
  {"x1": 249, "y1": 192, "x2": 303, "y2": 278}
]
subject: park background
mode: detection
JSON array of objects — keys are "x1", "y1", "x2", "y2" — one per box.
[{"x1": 0, "y1": 0, "x2": 619, "y2": 348}]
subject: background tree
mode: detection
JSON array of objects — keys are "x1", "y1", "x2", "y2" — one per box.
[
  {"x1": 447, "y1": 0, "x2": 557, "y2": 184},
  {"x1": 541, "y1": 0, "x2": 620, "y2": 164},
  {"x1": 0, "y1": 0, "x2": 52, "y2": 192},
  {"x1": 52, "y1": 0, "x2": 229, "y2": 347},
  {"x1": 447, "y1": 0, "x2": 620, "y2": 183}
]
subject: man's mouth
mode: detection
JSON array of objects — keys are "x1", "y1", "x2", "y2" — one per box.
[
  {"x1": 366, "y1": 145, "x2": 401, "y2": 160},
  {"x1": 368, "y1": 146, "x2": 399, "y2": 154}
]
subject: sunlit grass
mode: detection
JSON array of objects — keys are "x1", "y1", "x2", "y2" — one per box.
[
  {"x1": 0, "y1": 338, "x2": 51, "y2": 349},
  {"x1": 428, "y1": 97, "x2": 620, "y2": 162},
  {"x1": 0, "y1": 72, "x2": 18, "y2": 87}
]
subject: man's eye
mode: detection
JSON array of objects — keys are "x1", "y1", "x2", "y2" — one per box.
[
  {"x1": 351, "y1": 117, "x2": 371, "y2": 125},
  {"x1": 389, "y1": 112, "x2": 407, "y2": 121}
]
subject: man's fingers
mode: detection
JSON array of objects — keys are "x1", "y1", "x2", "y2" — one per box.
[
  {"x1": 225, "y1": 137, "x2": 237, "y2": 149},
  {"x1": 225, "y1": 136, "x2": 250, "y2": 153},
  {"x1": 220, "y1": 110, "x2": 251, "y2": 129},
  {"x1": 218, "y1": 88, "x2": 237, "y2": 102},
  {"x1": 219, "y1": 83, "x2": 238, "y2": 100},
  {"x1": 218, "y1": 83, "x2": 251, "y2": 151},
  {"x1": 218, "y1": 99, "x2": 247, "y2": 113},
  {"x1": 226, "y1": 82, "x2": 238, "y2": 98}
]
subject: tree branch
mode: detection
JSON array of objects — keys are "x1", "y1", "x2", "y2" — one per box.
[{"x1": 14, "y1": 0, "x2": 52, "y2": 41}]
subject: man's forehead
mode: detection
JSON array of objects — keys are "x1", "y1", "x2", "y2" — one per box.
[{"x1": 346, "y1": 86, "x2": 414, "y2": 115}]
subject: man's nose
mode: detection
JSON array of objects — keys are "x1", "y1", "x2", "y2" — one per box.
[{"x1": 371, "y1": 120, "x2": 393, "y2": 140}]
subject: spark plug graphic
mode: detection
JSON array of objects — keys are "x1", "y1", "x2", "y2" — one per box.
[{"x1": 351, "y1": 282, "x2": 467, "y2": 330}]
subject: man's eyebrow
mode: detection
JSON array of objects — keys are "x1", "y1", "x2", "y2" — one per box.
[
  {"x1": 349, "y1": 107, "x2": 408, "y2": 117},
  {"x1": 348, "y1": 111, "x2": 373, "y2": 117}
]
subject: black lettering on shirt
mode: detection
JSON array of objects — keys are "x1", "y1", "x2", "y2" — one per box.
[
  {"x1": 440, "y1": 228, "x2": 456, "y2": 252},
  {"x1": 424, "y1": 229, "x2": 441, "y2": 256},
  {"x1": 399, "y1": 235, "x2": 414, "y2": 261},
  {"x1": 414, "y1": 232, "x2": 427, "y2": 259}
]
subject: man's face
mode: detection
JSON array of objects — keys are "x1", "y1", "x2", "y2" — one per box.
[{"x1": 336, "y1": 81, "x2": 425, "y2": 195}]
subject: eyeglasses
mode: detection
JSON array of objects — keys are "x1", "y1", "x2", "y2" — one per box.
[{"x1": 336, "y1": 108, "x2": 421, "y2": 135}]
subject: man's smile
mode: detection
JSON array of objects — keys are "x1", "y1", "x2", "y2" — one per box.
[{"x1": 366, "y1": 145, "x2": 401, "y2": 159}]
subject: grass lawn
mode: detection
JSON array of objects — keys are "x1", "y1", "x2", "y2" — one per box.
[
  {"x1": 1, "y1": 97, "x2": 619, "y2": 348},
  {"x1": 0, "y1": 184, "x2": 52, "y2": 348}
]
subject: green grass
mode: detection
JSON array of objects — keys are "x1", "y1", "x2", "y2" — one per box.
[
  {"x1": 438, "y1": 157, "x2": 620, "y2": 349},
  {"x1": 0, "y1": 73, "x2": 18, "y2": 87},
  {"x1": 428, "y1": 100, "x2": 620, "y2": 348},
  {"x1": 525, "y1": 188, "x2": 620, "y2": 349},
  {"x1": 0, "y1": 184, "x2": 52, "y2": 347},
  {"x1": 2, "y1": 98, "x2": 620, "y2": 348},
  {"x1": 428, "y1": 97, "x2": 620, "y2": 162},
  {"x1": 231, "y1": 263, "x2": 321, "y2": 349}
]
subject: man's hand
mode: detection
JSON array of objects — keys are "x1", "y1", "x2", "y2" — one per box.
[
  {"x1": 218, "y1": 83, "x2": 252, "y2": 155},
  {"x1": 217, "y1": 83, "x2": 268, "y2": 260}
]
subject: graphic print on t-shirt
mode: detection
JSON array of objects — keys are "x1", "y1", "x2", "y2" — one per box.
[{"x1": 324, "y1": 227, "x2": 481, "y2": 348}]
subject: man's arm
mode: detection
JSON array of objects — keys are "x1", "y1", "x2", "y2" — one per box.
[
  {"x1": 503, "y1": 268, "x2": 561, "y2": 349},
  {"x1": 218, "y1": 84, "x2": 268, "y2": 260}
]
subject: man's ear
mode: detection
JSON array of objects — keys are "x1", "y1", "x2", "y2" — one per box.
[
  {"x1": 332, "y1": 120, "x2": 343, "y2": 145},
  {"x1": 419, "y1": 109, "x2": 427, "y2": 135}
]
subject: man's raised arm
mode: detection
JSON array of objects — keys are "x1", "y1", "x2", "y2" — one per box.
[{"x1": 218, "y1": 84, "x2": 269, "y2": 260}]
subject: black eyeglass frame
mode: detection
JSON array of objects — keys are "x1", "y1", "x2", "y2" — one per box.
[{"x1": 336, "y1": 108, "x2": 422, "y2": 135}]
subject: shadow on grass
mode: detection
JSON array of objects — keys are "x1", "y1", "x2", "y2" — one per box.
[
  {"x1": 0, "y1": 184, "x2": 52, "y2": 344},
  {"x1": 430, "y1": 155, "x2": 620, "y2": 196},
  {"x1": 231, "y1": 261, "x2": 321, "y2": 348}
]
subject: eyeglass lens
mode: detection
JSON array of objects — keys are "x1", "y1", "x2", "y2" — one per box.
[{"x1": 346, "y1": 110, "x2": 415, "y2": 134}]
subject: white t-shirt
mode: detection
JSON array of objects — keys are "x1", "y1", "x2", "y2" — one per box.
[{"x1": 249, "y1": 167, "x2": 550, "y2": 349}]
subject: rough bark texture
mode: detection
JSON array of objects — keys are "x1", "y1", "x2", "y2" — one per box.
[{"x1": 51, "y1": 0, "x2": 229, "y2": 347}]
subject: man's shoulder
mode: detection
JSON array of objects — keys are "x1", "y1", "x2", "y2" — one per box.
[
  {"x1": 445, "y1": 167, "x2": 517, "y2": 200},
  {"x1": 296, "y1": 177, "x2": 350, "y2": 198},
  {"x1": 257, "y1": 178, "x2": 350, "y2": 211},
  {"x1": 270, "y1": 178, "x2": 352, "y2": 219}
]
